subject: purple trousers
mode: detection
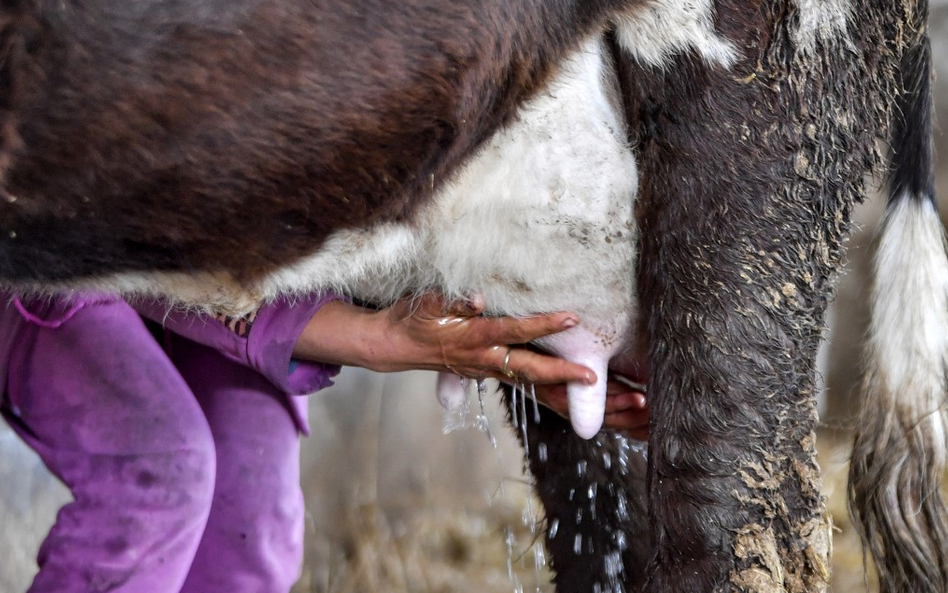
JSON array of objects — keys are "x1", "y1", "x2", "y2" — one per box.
[{"x1": 1, "y1": 293, "x2": 338, "y2": 593}]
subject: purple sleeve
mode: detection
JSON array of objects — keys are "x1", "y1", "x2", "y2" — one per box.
[{"x1": 135, "y1": 293, "x2": 344, "y2": 395}]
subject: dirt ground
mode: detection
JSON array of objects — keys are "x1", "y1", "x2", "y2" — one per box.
[{"x1": 3, "y1": 7, "x2": 948, "y2": 593}]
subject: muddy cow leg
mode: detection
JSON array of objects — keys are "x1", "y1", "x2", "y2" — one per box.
[
  {"x1": 631, "y1": 101, "x2": 834, "y2": 591},
  {"x1": 608, "y1": 0, "x2": 898, "y2": 587},
  {"x1": 635, "y1": 148, "x2": 833, "y2": 592},
  {"x1": 505, "y1": 386, "x2": 652, "y2": 593},
  {"x1": 613, "y1": 37, "x2": 872, "y2": 593},
  {"x1": 637, "y1": 227, "x2": 831, "y2": 593}
]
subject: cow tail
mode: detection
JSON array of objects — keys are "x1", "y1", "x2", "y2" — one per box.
[{"x1": 849, "y1": 7, "x2": 948, "y2": 593}]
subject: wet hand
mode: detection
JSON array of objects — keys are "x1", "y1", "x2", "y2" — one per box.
[
  {"x1": 294, "y1": 293, "x2": 596, "y2": 386},
  {"x1": 531, "y1": 374, "x2": 649, "y2": 441},
  {"x1": 373, "y1": 293, "x2": 596, "y2": 384}
]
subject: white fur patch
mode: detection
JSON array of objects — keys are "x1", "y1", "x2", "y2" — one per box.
[
  {"x1": 613, "y1": 0, "x2": 738, "y2": 69},
  {"x1": 868, "y1": 196, "x2": 948, "y2": 466},
  {"x1": 791, "y1": 0, "x2": 851, "y2": 53}
]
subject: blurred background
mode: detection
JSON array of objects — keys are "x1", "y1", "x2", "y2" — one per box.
[{"x1": 3, "y1": 10, "x2": 948, "y2": 593}]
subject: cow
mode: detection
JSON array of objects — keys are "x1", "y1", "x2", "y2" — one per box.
[{"x1": 0, "y1": 1, "x2": 944, "y2": 593}]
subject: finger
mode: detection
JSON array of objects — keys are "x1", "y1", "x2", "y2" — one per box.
[
  {"x1": 442, "y1": 293, "x2": 485, "y2": 317},
  {"x1": 603, "y1": 391, "x2": 647, "y2": 413},
  {"x1": 528, "y1": 401, "x2": 569, "y2": 421},
  {"x1": 536, "y1": 397, "x2": 569, "y2": 420},
  {"x1": 530, "y1": 383, "x2": 569, "y2": 417},
  {"x1": 602, "y1": 409, "x2": 649, "y2": 438},
  {"x1": 609, "y1": 405, "x2": 649, "y2": 426},
  {"x1": 531, "y1": 383, "x2": 647, "y2": 438},
  {"x1": 536, "y1": 393, "x2": 647, "y2": 438},
  {"x1": 485, "y1": 311, "x2": 580, "y2": 345},
  {"x1": 496, "y1": 347, "x2": 595, "y2": 386},
  {"x1": 412, "y1": 292, "x2": 450, "y2": 317},
  {"x1": 388, "y1": 292, "x2": 447, "y2": 323},
  {"x1": 530, "y1": 380, "x2": 646, "y2": 413}
]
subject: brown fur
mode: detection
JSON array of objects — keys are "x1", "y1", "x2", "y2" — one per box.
[{"x1": 0, "y1": 0, "x2": 639, "y2": 283}]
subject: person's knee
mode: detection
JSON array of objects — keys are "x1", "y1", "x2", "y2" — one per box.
[
  {"x1": 180, "y1": 471, "x2": 304, "y2": 593},
  {"x1": 70, "y1": 417, "x2": 218, "y2": 531},
  {"x1": 150, "y1": 423, "x2": 218, "y2": 524}
]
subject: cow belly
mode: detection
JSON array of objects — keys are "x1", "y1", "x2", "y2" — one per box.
[{"x1": 95, "y1": 37, "x2": 639, "y2": 438}]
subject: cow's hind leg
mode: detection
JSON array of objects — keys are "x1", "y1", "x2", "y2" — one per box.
[
  {"x1": 639, "y1": 246, "x2": 832, "y2": 593},
  {"x1": 505, "y1": 386, "x2": 652, "y2": 593},
  {"x1": 619, "y1": 48, "x2": 857, "y2": 593},
  {"x1": 612, "y1": 1, "x2": 899, "y2": 588},
  {"x1": 633, "y1": 126, "x2": 836, "y2": 591}
]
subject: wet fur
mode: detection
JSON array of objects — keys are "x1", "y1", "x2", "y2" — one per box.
[
  {"x1": 505, "y1": 384, "x2": 653, "y2": 593},
  {"x1": 607, "y1": 0, "x2": 928, "y2": 590},
  {"x1": 517, "y1": 1, "x2": 939, "y2": 592}
]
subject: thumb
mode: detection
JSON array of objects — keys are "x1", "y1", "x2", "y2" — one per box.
[{"x1": 442, "y1": 292, "x2": 486, "y2": 317}]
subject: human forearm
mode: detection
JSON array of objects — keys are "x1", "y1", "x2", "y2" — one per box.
[{"x1": 292, "y1": 300, "x2": 400, "y2": 371}]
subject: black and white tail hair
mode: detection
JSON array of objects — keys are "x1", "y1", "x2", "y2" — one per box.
[{"x1": 850, "y1": 4, "x2": 948, "y2": 592}]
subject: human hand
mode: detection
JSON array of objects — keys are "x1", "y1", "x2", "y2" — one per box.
[
  {"x1": 294, "y1": 293, "x2": 596, "y2": 386},
  {"x1": 376, "y1": 293, "x2": 596, "y2": 384},
  {"x1": 532, "y1": 374, "x2": 649, "y2": 441}
]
